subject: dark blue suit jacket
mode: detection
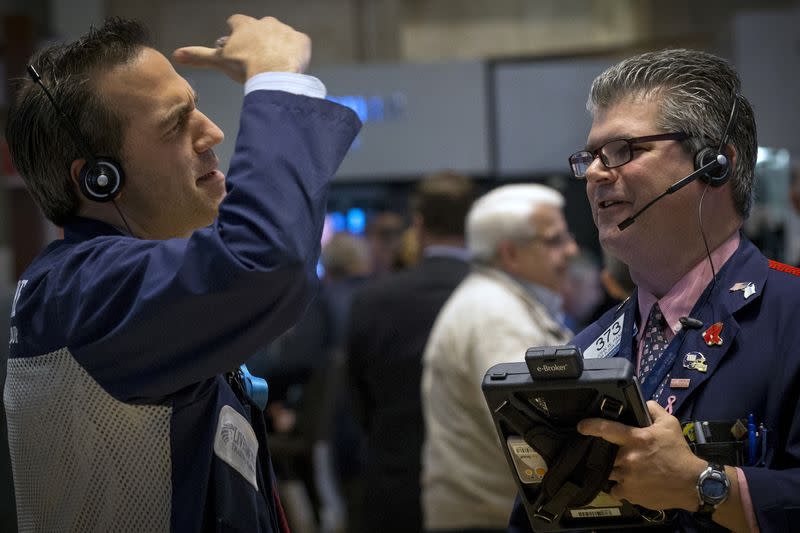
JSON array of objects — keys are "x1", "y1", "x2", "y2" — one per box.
[
  {"x1": 510, "y1": 236, "x2": 800, "y2": 532},
  {"x1": 6, "y1": 91, "x2": 360, "y2": 532}
]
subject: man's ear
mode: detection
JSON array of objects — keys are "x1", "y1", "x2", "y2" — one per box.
[
  {"x1": 726, "y1": 144, "x2": 737, "y2": 170},
  {"x1": 69, "y1": 159, "x2": 85, "y2": 191},
  {"x1": 496, "y1": 240, "x2": 518, "y2": 272}
]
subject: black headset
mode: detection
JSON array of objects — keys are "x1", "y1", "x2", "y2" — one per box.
[
  {"x1": 693, "y1": 92, "x2": 740, "y2": 187},
  {"x1": 26, "y1": 64, "x2": 125, "y2": 202}
]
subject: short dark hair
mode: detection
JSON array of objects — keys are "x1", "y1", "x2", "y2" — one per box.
[
  {"x1": 6, "y1": 17, "x2": 150, "y2": 226},
  {"x1": 411, "y1": 171, "x2": 477, "y2": 237},
  {"x1": 589, "y1": 49, "x2": 758, "y2": 219}
]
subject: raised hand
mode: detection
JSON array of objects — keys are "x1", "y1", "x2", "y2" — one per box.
[{"x1": 172, "y1": 15, "x2": 311, "y2": 83}]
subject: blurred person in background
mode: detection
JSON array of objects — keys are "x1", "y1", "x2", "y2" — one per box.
[
  {"x1": 600, "y1": 249, "x2": 636, "y2": 302},
  {"x1": 395, "y1": 225, "x2": 422, "y2": 270},
  {"x1": 347, "y1": 171, "x2": 477, "y2": 533},
  {"x1": 249, "y1": 232, "x2": 372, "y2": 533},
  {"x1": 250, "y1": 232, "x2": 372, "y2": 423},
  {"x1": 421, "y1": 183, "x2": 577, "y2": 532},
  {"x1": 583, "y1": 249, "x2": 637, "y2": 325},
  {"x1": 364, "y1": 210, "x2": 407, "y2": 275},
  {"x1": 561, "y1": 250, "x2": 605, "y2": 331},
  {"x1": 784, "y1": 165, "x2": 800, "y2": 266}
]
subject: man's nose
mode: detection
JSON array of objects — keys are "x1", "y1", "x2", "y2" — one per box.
[
  {"x1": 193, "y1": 110, "x2": 224, "y2": 153},
  {"x1": 584, "y1": 156, "x2": 615, "y2": 184}
]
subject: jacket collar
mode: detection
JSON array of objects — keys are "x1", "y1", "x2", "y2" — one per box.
[{"x1": 62, "y1": 216, "x2": 127, "y2": 243}]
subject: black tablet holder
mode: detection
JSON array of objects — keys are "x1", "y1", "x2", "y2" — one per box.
[{"x1": 482, "y1": 346, "x2": 667, "y2": 531}]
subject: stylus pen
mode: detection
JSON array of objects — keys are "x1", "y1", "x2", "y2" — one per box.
[
  {"x1": 747, "y1": 413, "x2": 757, "y2": 466},
  {"x1": 694, "y1": 421, "x2": 706, "y2": 444},
  {"x1": 701, "y1": 421, "x2": 711, "y2": 441}
]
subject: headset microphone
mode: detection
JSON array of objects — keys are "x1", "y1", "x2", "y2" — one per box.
[
  {"x1": 26, "y1": 64, "x2": 124, "y2": 203},
  {"x1": 679, "y1": 316, "x2": 704, "y2": 330},
  {"x1": 617, "y1": 154, "x2": 727, "y2": 231}
]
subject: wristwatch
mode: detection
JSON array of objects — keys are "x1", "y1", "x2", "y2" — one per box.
[{"x1": 695, "y1": 462, "x2": 730, "y2": 520}]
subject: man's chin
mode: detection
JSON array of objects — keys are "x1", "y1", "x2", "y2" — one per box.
[{"x1": 598, "y1": 225, "x2": 625, "y2": 251}]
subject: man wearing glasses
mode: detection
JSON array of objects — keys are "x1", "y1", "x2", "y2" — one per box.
[
  {"x1": 508, "y1": 49, "x2": 800, "y2": 532},
  {"x1": 422, "y1": 183, "x2": 577, "y2": 532}
]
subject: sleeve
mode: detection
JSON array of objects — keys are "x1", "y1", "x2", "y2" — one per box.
[
  {"x1": 244, "y1": 72, "x2": 326, "y2": 99},
  {"x1": 52, "y1": 91, "x2": 361, "y2": 401}
]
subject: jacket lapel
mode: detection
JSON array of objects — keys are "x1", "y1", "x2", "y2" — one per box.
[
  {"x1": 660, "y1": 312, "x2": 740, "y2": 412},
  {"x1": 658, "y1": 237, "x2": 768, "y2": 414}
]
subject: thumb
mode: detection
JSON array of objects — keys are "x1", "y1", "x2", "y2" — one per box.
[
  {"x1": 647, "y1": 400, "x2": 668, "y2": 423},
  {"x1": 173, "y1": 46, "x2": 219, "y2": 66}
]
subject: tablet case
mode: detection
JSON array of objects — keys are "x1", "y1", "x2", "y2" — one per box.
[{"x1": 482, "y1": 353, "x2": 667, "y2": 531}]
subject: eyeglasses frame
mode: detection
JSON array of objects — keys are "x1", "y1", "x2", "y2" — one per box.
[{"x1": 568, "y1": 131, "x2": 689, "y2": 178}]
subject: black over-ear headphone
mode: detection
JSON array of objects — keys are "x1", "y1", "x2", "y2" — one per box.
[
  {"x1": 26, "y1": 65, "x2": 125, "y2": 202},
  {"x1": 693, "y1": 92, "x2": 740, "y2": 187}
]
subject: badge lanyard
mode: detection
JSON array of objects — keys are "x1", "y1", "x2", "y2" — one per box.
[{"x1": 638, "y1": 325, "x2": 691, "y2": 401}]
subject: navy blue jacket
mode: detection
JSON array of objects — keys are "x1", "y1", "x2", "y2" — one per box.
[
  {"x1": 510, "y1": 236, "x2": 800, "y2": 532},
  {"x1": 4, "y1": 90, "x2": 360, "y2": 532}
]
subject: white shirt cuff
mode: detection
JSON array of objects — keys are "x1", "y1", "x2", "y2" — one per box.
[{"x1": 244, "y1": 72, "x2": 327, "y2": 99}]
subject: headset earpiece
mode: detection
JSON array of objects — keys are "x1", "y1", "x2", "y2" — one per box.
[
  {"x1": 25, "y1": 65, "x2": 126, "y2": 204},
  {"x1": 79, "y1": 158, "x2": 124, "y2": 202},
  {"x1": 694, "y1": 146, "x2": 729, "y2": 186}
]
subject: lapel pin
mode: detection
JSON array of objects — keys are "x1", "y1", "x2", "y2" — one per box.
[
  {"x1": 730, "y1": 281, "x2": 756, "y2": 299},
  {"x1": 743, "y1": 282, "x2": 756, "y2": 299},
  {"x1": 702, "y1": 322, "x2": 724, "y2": 346},
  {"x1": 670, "y1": 378, "x2": 691, "y2": 389},
  {"x1": 683, "y1": 351, "x2": 708, "y2": 373}
]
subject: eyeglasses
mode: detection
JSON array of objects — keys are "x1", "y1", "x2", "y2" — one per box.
[
  {"x1": 524, "y1": 231, "x2": 576, "y2": 248},
  {"x1": 568, "y1": 132, "x2": 689, "y2": 179}
]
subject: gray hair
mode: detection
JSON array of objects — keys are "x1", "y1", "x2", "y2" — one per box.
[
  {"x1": 588, "y1": 49, "x2": 757, "y2": 219},
  {"x1": 466, "y1": 183, "x2": 564, "y2": 263}
]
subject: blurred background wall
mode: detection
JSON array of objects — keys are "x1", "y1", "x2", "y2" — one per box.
[{"x1": 0, "y1": 0, "x2": 799, "y2": 291}]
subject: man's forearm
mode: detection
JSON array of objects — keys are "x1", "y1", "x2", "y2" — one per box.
[{"x1": 710, "y1": 466, "x2": 751, "y2": 533}]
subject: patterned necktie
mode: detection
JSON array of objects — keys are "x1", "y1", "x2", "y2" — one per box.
[{"x1": 639, "y1": 303, "x2": 668, "y2": 379}]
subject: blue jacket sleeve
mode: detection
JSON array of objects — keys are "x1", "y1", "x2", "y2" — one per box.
[{"x1": 27, "y1": 91, "x2": 360, "y2": 402}]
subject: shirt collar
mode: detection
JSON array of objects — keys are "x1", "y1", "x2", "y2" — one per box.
[
  {"x1": 637, "y1": 231, "x2": 740, "y2": 335},
  {"x1": 513, "y1": 276, "x2": 565, "y2": 322}
]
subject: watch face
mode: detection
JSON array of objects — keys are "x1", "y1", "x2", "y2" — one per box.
[{"x1": 702, "y1": 477, "x2": 727, "y2": 500}]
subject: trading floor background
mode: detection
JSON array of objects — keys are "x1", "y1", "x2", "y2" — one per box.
[{"x1": 0, "y1": 1, "x2": 799, "y2": 531}]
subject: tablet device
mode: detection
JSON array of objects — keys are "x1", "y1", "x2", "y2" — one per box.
[{"x1": 482, "y1": 345, "x2": 665, "y2": 531}]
